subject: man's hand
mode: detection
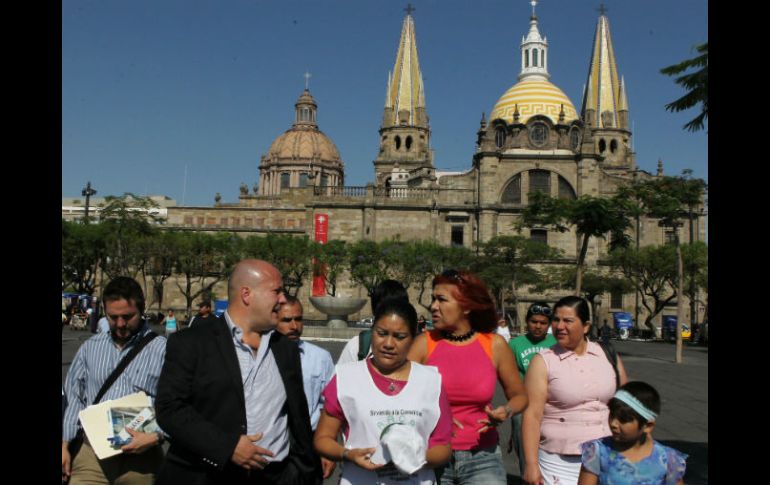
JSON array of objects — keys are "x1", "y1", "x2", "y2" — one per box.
[
  {"x1": 62, "y1": 442, "x2": 72, "y2": 482},
  {"x1": 231, "y1": 433, "x2": 275, "y2": 471},
  {"x1": 120, "y1": 428, "x2": 161, "y2": 454},
  {"x1": 321, "y1": 457, "x2": 336, "y2": 479}
]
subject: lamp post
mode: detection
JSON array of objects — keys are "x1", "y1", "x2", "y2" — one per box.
[{"x1": 81, "y1": 181, "x2": 97, "y2": 223}]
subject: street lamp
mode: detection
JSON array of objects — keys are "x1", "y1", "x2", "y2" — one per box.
[{"x1": 81, "y1": 181, "x2": 97, "y2": 223}]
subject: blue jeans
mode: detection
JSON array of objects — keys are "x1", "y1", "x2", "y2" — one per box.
[{"x1": 437, "y1": 445, "x2": 507, "y2": 485}]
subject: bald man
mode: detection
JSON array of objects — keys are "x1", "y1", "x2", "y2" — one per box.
[{"x1": 155, "y1": 260, "x2": 320, "y2": 485}]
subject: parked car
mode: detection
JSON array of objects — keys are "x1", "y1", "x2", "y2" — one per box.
[
  {"x1": 358, "y1": 316, "x2": 374, "y2": 327},
  {"x1": 662, "y1": 315, "x2": 691, "y2": 341}
]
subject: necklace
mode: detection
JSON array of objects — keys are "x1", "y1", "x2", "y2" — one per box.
[{"x1": 441, "y1": 328, "x2": 476, "y2": 342}]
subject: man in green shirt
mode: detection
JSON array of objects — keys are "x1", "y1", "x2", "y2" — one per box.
[{"x1": 508, "y1": 302, "x2": 557, "y2": 479}]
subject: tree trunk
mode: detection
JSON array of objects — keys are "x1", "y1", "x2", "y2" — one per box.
[
  {"x1": 575, "y1": 233, "x2": 591, "y2": 295},
  {"x1": 675, "y1": 236, "x2": 685, "y2": 364}
]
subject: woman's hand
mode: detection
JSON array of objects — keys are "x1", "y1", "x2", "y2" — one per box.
[
  {"x1": 345, "y1": 447, "x2": 384, "y2": 471},
  {"x1": 477, "y1": 404, "x2": 512, "y2": 433},
  {"x1": 522, "y1": 465, "x2": 544, "y2": 485}
]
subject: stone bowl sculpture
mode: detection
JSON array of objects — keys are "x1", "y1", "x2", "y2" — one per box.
[{"x1": 309, "y1": 296, "x2": 367, "y2": 329}]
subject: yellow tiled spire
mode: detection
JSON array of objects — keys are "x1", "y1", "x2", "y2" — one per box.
[
  {"x1": 385, "y1": 13, "x2": 426, "y2": 127},
  {"x1": 581, "y1": 14, "x2": 625, "y2": 128}
]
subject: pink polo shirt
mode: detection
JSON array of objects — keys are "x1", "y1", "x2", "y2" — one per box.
[{"x1": 539, "y1": 341, "x2": 616, "y2": 455}]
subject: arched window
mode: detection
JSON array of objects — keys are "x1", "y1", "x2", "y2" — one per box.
[
  {"x1": 501, "y1": 174, "x2": 521, "y2": 203},
  {"x1": 406, "y1": 136, "x2": 413, "y2": 151},
  {"x1": 533, "y1": 49, "x2": 538, "y2": 67},
  {"x1": 610, "y1": 139, "x2": 618, "y2": 153},
  {"x1": 395, "y1": 136, "x2": 401, "y2": 150},
  {"x1": 529, "y1": 169, "x2": 551, "y2": 195},
  {"x1": 281, "y1": 172, "x2": 290, "y2": 188},
  {"x1": 299, "y1": 173, "x2": 308, "y2": 187},
  {"x1": 320, "y1": 174, "x2": 329, "y2": 187},
  {"x1": 495, "y1": 127, "x2": 506, "y2": 148},
  {"x1": 525, "y1": 49, "x2": 529, "y2": 67},
  {"x1": 599, "y1": 139, "x2": 607, "y2": 153},
  {"x1": 558, "y1": 175, "x2": 576, "y2": 200}
]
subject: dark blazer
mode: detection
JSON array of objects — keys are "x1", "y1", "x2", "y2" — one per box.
[{"x1": 155, "y1": 316, "x2": 320, "y2": 485}]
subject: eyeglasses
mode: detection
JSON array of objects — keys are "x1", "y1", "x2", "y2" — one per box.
[
  {"x1": 441, "y1": 269, "x2": 465, "y2": 284},
  {"x1": 530, "y1": 305, "x2": 552, "y2": 317}
]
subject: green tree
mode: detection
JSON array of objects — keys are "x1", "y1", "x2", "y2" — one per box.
[
  {"x1": 98, "y1": 193, "x2": 160, "y2": 281},
  {"x1": 311, "y1": 240, "x2": 348, "y2": 297},
  {"x1": 62, "y1": 220, "x2": 108, "y2": 295},
  {"x1": 475, "y1": 235, "x2": 560, "y2": 330},
  {"x1": 145, "y1": 230, "x2": 181, "y2": 310},
  {"x1": 532, "y1": 266, "x2": 632, "y2": 335},
  {"x1": 609, "y1": 245, "x2": 678, "y2": 336},
  {"x1": 174, "y1": 232, "x2": 232, "y2": 320},
  {"x1": 263, "y1": 234, "x2": 312, "y2": 298},
  {"x1": 661, "y1": 42, "x2": 708, "y2": 132},
  {"x1": 618, "y1": 173, "x2": 706, "y2": 363},
  {"x1": 348, "y1": 240, "x2": 392, "y2": 300},
  {"x1": 519, "y1": 192, "x2": 632, "y2": 295}
]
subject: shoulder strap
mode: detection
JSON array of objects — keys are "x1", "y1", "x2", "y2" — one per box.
[
  {"x1": 357, "y1": 329, "x2": 372, "y2": 360},
  {"x1": 597, "y1": 341, "x2": 620, "y2": 390},
  {"x1": 93, "y1": 331, "x2": 159, "y2": 404},
  {"x1": 476, "y1": 332, "x2": 494, "y2": 361},
  {"x1": 425, "y1": 330, "x2": 441, "y2": 358}
]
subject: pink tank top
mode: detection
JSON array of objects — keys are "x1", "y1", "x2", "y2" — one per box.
[
  {"x1": 538, "y1": 341, "x2": 617, "y2": 455},
  {"x1": 425, "y1": 331, "x2": 498, "y2": 450}
]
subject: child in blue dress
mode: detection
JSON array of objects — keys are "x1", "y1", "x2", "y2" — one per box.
[{"x1": 578, "y1": 381, "x2": 687, "y2": 485}]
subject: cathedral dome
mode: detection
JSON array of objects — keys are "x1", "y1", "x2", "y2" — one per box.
[
  {"x1": 266, "y1": 128, "x2": 341, "y2": 165},
  {"x1": 490, "y1": 78, "x2": 578, "y2": 125}
]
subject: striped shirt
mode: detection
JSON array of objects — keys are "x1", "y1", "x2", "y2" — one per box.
[
  {"x1": 62, "y1": 325, "x2": 167, "y2": 442},
  {"x1": 223, "y1": 311, "x2": 288, "y2": 462}
]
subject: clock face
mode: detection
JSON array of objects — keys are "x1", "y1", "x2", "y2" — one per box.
[
  {"x1": 530, "y1": 123, "x2": 548, "y2": 147},
  {"x1": 570, "y1": 128, "x2": 582, "y2": 150}
]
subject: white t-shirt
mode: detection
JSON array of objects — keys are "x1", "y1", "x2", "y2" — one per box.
[
  {"x1": 337, "y1": 360, "x2": 441, "y2": 485},
  {"x1": 337, "y1": 333, "x2": 371, "y2": 366},
  {"x1": 496, "y1": 325, "x2": 511, "y2": 341}
]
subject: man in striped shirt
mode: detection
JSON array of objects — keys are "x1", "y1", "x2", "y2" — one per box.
[{"x1": 62, "y1": 277, "x2": 167, "y2": 485}]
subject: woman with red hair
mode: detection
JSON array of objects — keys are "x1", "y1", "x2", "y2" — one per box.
[{"x1": 408, "y1": 269, "x2": 527, "y2": 484}]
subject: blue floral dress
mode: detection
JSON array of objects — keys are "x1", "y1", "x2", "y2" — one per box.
[{"x1": 581, "y1": 437, "x2": 687, "y2": 485}]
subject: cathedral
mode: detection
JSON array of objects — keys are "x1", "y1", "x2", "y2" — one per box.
[{"x1": 166, "y1": 3, "x2": 705, "y2": 325}]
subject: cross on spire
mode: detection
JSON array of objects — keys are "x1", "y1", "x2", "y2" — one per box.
[
  {"x1": 404, "y1": 3, "x2": 416, "y2": 15},
  {"x1": 597, "y1": 3, "x2": 608, "y2": 16},
  {"x1": 304, "y1": 71, "x2": 312, "y2": 90},
  {"x1": 531, "y1": 0, "x2": 538, "y2": 17}
]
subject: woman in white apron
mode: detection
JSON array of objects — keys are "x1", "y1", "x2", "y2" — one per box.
[{"x1": 314, "y1": 298, "x2": 452, "y2": 485}]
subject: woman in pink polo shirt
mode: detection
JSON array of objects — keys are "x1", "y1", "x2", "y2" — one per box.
[
  {"x1": 522, "y1": 296, "x2": 628, "y2": 485},
  {"x1": 409, "y1": 269, "x2": 528, "y2": 485}
]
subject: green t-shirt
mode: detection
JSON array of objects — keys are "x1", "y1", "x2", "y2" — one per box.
[{"x1": 509, "y1": 333, "x2": 558, "y2": 380}]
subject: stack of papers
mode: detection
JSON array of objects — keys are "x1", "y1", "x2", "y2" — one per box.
[{"x1": 78, "y1": 391, "x2": 155, "y2": 459}]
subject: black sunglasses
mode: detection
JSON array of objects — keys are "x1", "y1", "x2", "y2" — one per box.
[
  {"x1": 441, "y1": 269, "x2": 465, "y2": 284},
  {"x1": 530, "y1": 305, "x2": 552, "y2": 317}
]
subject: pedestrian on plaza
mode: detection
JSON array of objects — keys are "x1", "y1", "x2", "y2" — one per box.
[
  {"x1": 188, "y1": 300, "x2": 218, "y2": 328},
  {"x1": 407, "y1": 269, "x2": 528, "y2": 485},
  {"x1": 601, "y1": 319, "x2": 611, "y2": 346},
  {"x1": 154, "y1": 259, "x2": 320, "y2": 485},
  {"x1": 314, "y1": 298, "x2": 452, "y2": 484},
  {"x1": 507, "y1": 302, "x2": 557, "y2": 478},
  {"x1": 96, "y1": 315, "x2": 110, "y2": 334},
  {"x1": 522, "y1": 296, "x2": 629, "y2": 485},
  {"x1": 163, "y1": 309, "x2": 177, "y2": 336},
  {"x1": 336, "y1": 279, "x2": 409, "y2": 365},
  {"x1": 62, "y1": 276, "x2": 166, "y2": 484},
  {"x1": 495, "y1": 312, "x2": 511, "y2": 341},
  {"x1": 276, "y1": 295, "x2": 336, "y2": 480},
  {"x1": 88, "y1": 298, "x2": 100, "y2": 333},
  {"x1": 578, "y1": 381, "x2": 687, "y2": 485}
]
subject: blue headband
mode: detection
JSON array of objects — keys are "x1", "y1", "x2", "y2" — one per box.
[{"x1": 613, "y1": 390, "x2": 658, "y2": 422}]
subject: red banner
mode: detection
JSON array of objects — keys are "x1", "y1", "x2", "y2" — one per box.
[{"x1": 312, "y1": 214, "x2": 329, "y2": 296}]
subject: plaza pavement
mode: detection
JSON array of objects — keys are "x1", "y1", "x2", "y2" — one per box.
[{"x1": 62, "y1": 325, "x2": 707, "y2": 484}]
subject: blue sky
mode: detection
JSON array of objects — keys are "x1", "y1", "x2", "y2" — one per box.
[{"x1": 62, "y1": 0, "x2": 707, "y2": 207}]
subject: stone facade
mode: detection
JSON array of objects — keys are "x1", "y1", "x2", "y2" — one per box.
[{"x1": 156, "y1": 9, "x2": 706, "y2": 329}]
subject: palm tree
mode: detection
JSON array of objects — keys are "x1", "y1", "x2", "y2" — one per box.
[{"x1": 661, "y1": 42, "x2": 707, "y2": 132}]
